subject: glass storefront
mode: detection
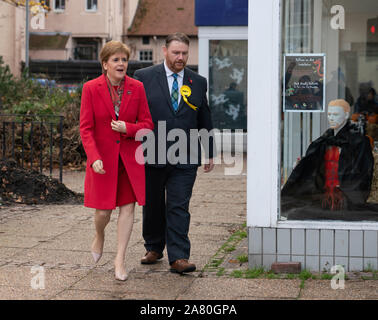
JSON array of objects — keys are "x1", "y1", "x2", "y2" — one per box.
[
  {"x1": 209, "y1": 40, "x2": 247, "y2": 130},
  {"x1": 280, "y1": 0, "x2": 378, "y2": 221}
]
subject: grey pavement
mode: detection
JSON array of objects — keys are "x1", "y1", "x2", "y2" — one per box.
[{"x1": 0, "y1": 157, "x2": 377, "y2": 300}]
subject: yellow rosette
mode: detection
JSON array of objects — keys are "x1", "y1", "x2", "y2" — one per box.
[{"x1": 180, "y1": 85, "x2": 197, "y2": 111}]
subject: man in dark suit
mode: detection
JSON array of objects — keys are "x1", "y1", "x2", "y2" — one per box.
[{"x1": 134, "y1": 33, "x2": 216, "y2": 274}]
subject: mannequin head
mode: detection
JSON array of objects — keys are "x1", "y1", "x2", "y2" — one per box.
[{"x1": 327, "y1": 99, "x2": 350, "y2": 129}]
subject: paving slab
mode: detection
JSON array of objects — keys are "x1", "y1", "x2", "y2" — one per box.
[
  {"x1": 0, "y1": 266, "x2": 90, "y2": 300},
  {"x1": 189, "y1": 239, "x2": 231, "y2": 257},
  {"x1": 52, "y1": 289, "x2": 123, "y2": 300},
  {"x1": 68, "y1": 268, "x2": 134, "y2": 294},
  {"x1": 0, "y1": 235, "x2": 49, "y2": 248},
  {"x1": 176, "y1": 278, "x2": 301, "y2": 300},
  {"x1": 0, "y1": 221, "x2": 73, "y2": 238},
  {"x1": 10, "y1": 248, "x2": 110, "y2": 268},
  {"x1": 36, "y1": 229, "x2": 118, "y2": 253},
  {"x1": 102, "y1": 250, "x2": 165, "y2": 274},
  {"x1": 188, "y1": 223, "x2": 231, "y2": 236},
  {"x1": 0, "y1": 248, "x2": 25, "y2": 260},
  {"x1": 120, "y1": 272, "x2": 196, "y2": 300},
  {"x1": 299, "y1": 279, "x2": 378, "y2": 300},
  {"x1": 0, "y1": 285, "x2": 59, "y2": 300},
  {"x1": 70, "y1": 269, "x2": 195, "y2": 300},
  {"x1": 191, "y1": 193, "x2": 246, "y2": 204}
]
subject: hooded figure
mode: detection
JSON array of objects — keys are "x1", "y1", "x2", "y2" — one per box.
[{"x1": 281, "y1": 99, "x2": 377, "y2": 220}]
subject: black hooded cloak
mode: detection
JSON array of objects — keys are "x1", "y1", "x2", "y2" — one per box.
[{"x1": 281, "y1": 121, "x2": 377, "y2": 221}]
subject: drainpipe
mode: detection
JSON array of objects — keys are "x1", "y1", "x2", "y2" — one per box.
[{"x1": 25, "y1": 0, "x2": 29, "y2": 72}]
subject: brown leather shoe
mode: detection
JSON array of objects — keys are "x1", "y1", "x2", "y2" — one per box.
[
  {"x1": 170, "y1": 259, "x2": 196, "y2": 274},
  {"x1": 140, "y1": 251, "x2": 163, "y2": 264}
]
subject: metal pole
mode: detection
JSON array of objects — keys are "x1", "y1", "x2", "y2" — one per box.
[
  {"x1": 21, "y1": 121, "x2": 25, "y2": 168},
  {"x1": 30, "y1": 121, "x2": 33, "y2": 170},
  {"x1": 40, "y1": 121, "x2": 43, "y2": 174},
  {"x1": 59, "y1": 116, "x2": 63, "y2": 183},
  {"x1": 2, "y1": 122, "x2": 6, "y2": 159},
  {"x1": 25, "y1": 0, "x2": 30, "y2": 72},
  {"x1": 11, "y1": 121, "x2": 15, "y2": 160},
  {"x1": 49, "y1": 122, "x2": 53, "y2": 177}
]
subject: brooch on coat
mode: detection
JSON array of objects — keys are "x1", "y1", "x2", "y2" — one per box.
[{"x1": 180, "y1": 85, "x2": 198, "y2": 111}]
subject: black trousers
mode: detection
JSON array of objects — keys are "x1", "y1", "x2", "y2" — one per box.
[{"x1": 142, "y1": 165, "x2": 198, "y2": 264}]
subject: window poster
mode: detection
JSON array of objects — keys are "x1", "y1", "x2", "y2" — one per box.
[{"x1": 283, "y1": 54, "x2": 326, "y2": 112}]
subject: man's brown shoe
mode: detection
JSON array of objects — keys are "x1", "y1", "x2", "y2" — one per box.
[
  {"x1": 140, "y1": 251, "x2": 163, "y2": 264},
  {"x1": 170, "y1": 259, "x2": 196, "y2": 274}
]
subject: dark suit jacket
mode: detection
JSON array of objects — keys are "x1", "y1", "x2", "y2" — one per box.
[{"x1": 134, "y1": 63, "x2": 216, "y2": 168}]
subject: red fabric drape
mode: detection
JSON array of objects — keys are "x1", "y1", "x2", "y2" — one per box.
[{"x1": 322, "y1": 146, "x2": 344, "y2": 210}]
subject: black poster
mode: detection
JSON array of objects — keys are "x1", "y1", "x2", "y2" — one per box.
[{"x1": 283, "y1": 54, "x2": 326, "y2": 112}]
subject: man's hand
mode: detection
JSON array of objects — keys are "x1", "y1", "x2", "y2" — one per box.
[
  {"x1": 111, "y1": 120, "x2": 127, "y2": 133},
  {"x1": 92, "y1": 159, "x2": 106, "y2": 174},
  {"x1": 203, "y1": 158, "x2": 215, "y2": 173}
]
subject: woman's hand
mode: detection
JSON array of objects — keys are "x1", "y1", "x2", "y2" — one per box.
[
  {"x1": 111, "y1": 120, "x2": 127, "y2": 133},
  {"x1": 203, "y1": 158, "x2": 215, "y2": 173},
  {"x1": 92, "y1": 159, "x2": 106, "y2": 174}
]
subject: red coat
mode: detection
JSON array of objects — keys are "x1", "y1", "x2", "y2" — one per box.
[{"x1": 80, "y1": 74, "x2": 153, "y2": 209}]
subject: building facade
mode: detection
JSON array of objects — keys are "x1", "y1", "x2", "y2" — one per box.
[
  {"x1": 126, "y1": 0, "x2": 198, "y2": 67},
  {"x1": 1, "y1": 0, "x2": 198, "y2": 77},
  {"x1": 29, "y1": 0, "x2": 139, "y2": 61},
  {"x1": 0, "y1": 1, "x2": 26, "y2": 76}
]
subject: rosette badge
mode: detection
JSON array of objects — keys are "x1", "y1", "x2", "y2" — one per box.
[{"x1": 180, "y1": 85, "x2": 197, "y2": 111}]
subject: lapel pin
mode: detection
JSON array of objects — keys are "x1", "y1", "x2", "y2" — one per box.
[{"x1": 127, "y1": 91, "x2": 132, "y2": 95}]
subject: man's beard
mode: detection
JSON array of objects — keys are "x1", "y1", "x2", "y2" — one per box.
[{"x1": 170, "y1": 60, "x2": 186, "y2": 72}]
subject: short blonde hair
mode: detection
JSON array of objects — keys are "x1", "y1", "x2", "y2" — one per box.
[
  {"x1": 99, "y1": 40, "x2": 130, "y2": 73},
  {"x1": 328, "y1": 99, "x2": 351, "y2": 114}
]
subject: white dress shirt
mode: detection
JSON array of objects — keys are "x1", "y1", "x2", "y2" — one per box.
[{"x1": 164, "y1": 60, "x2": 184, "y2": 105}]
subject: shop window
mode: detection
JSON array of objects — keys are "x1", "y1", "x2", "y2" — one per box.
[
  {"x1": 280, "y1": 0, "x2": 378, "y2": 222},
  {"x1": 86, "y1": 0, "x2": 97, "y2": 11},
  {"x1": 209, "y1": 40, "x2": 247, "y2": 130},
  {"x1": 54, "y1": 0, "x2": 65, "y2": 11},
  {"x1": 74, "y1": 39, "x2": 98, "y2": 60},
  {"x1": 139, "y1": 50, "x2": 153, "y2": 62}
]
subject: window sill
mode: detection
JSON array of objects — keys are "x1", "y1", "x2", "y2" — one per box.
[{"x1": 276, "y1": 219, "x2": 378, "y2": 231}]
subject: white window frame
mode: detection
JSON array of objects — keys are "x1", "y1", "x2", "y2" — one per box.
[
  {"x1": 198, "y1": 26, "x2": 248, "y2": 82},
  {"x1": 53, "y1": 0, "x2": 65, "y2": 12},
  {"x1": 139, "y1": 50, "x2": 153, "y2": 62},
  {"x1": 198, "y1": 26, "x2": 248, "y2": 152},
  {"x1": 85, "y1": 0, "x2": 97, "y2": 12},
  {"x1": 247, "y1": 0, "x2": 378, "y2": 231}
]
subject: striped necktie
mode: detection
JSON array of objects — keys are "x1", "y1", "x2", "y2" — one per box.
[{"x1": 171, "y1": 73, "x2": 179, "y2": 112}]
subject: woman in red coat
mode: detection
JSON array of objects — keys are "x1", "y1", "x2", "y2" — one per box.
[{"x1": 80, "y1": 41, "x2": 153, "y2": 281}]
